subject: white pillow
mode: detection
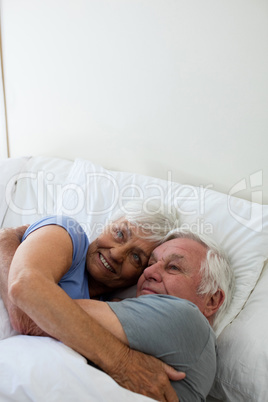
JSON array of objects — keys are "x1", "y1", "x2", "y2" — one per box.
[
  {"x1": 2, "y1": 156, "x2": 73, "y2": 228},
  {"x1": 209, "y1": 261, "x2": 268, "y2": 401},
  {"x1": 0, "y1": 156, "x2": 29, "y2": 226},
  {"x1": 61, "y1": 158, "x2": 268, "y2": 336}
]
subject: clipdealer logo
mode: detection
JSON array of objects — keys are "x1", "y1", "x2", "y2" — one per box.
[{"x1": 5, "y1": 169, "x2": 265, "y2": 234}]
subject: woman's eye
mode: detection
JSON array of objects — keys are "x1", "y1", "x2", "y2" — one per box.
[
  {"x1": 132, "y1": 253, "x2": 141, "y2": 265},
  {"x1": 116, "y1": 230, "x2": 124, "y2": 239},
  {"x1": 112, "y1": 228, "x2": 124, "y2": 240}
]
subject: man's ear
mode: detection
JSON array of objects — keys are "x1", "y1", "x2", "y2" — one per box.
[{"x1": 203, "y1": 289, "x2": 225, "y2": 320}]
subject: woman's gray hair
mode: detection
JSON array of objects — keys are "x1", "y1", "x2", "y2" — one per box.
[
  {"x1": 164, "y1": 228, "x2": 235, "y2": 332},
  {"x1": 109, "y1": 200, "x2": 180, "y2": 245}
]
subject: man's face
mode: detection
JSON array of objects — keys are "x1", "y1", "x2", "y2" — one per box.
[{"x1": 136, "y1": 237, "x2": 209, "y2": 313}]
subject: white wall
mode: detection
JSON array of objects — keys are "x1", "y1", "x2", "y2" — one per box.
[
  {"x1": 1, "y1": 0, "x2": 268, "y2": 202},
  {"x1": 0, "y1": 37, "x2": 8, "y2": 159}
]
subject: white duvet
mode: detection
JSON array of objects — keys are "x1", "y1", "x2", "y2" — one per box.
[{"x1": 0, "y1": 298, "x2": 153, "y2": 402}]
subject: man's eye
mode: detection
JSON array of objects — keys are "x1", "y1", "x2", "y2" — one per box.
[{"x1": 169, "y1": 265, "x2": 180, "y2": 272}]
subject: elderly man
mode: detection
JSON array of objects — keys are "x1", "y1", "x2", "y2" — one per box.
[{"x1": 0, "y1": 225, "x2": 234, "y2": 402}]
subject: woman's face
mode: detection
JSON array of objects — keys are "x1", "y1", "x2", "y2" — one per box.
[{"x1": 86, "y1": 219, "x2": 157, "y2": 293}]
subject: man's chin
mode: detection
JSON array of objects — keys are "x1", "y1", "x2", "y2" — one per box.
[{"x1": 138, "y1": 289, "x2": 159, "y2": 296}]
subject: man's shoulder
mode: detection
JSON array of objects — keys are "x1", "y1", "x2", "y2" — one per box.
[
  {"x1": 136, "y1": 294, "x2": 215, "y2": 344},
  {"x1": 137, "y1": 294, "x2": 203, "y2": 317}
]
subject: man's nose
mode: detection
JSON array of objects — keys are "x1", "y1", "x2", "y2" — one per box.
[{"x1": 143, "y1": 262, "x2": 162, "y2": 282}]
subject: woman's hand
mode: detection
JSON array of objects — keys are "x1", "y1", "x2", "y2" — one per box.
[{"x1": 110, "y1": 346, "x2": 185, "y2": 401}]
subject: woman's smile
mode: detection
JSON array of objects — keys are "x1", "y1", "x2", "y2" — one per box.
[{"x1": 99, "y1": 253, "x2": 116, "y2": 274}]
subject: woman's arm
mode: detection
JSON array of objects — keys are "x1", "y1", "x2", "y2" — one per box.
[
  {"x1": 75, "y1": 299, "x2": 128, "y2": 345},
  {"x1": 8, "y1": 225, "x2": 73, "y2": 334},
  {"x1": 0, "y1": 226, "x2": 27, "y2": 307},
  {"x1": 0, "y1": 226, "x2": 47, "y2": 335}
]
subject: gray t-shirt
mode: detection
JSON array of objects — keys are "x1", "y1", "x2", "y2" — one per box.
[{"x1": 107, "y1": 294, "x2": 216, "y2": 402}]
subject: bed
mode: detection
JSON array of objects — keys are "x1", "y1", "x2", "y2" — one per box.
[
  {"x1": 0, "y1": 156, "x2": 268, "y2": 401},
  {"x1": 0, "y1": 1, "x2": 268, "y2": 401}
]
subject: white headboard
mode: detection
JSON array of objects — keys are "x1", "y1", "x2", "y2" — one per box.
[{"x1": 1, "y1": 0, "x2": 267, "y2": 203}]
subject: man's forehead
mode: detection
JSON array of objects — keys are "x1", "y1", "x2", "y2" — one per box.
[{"x1": 153, "y1": 237, "x2": 206, "y2": 257}]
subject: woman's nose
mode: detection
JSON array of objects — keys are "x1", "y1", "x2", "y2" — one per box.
[
  {"x1": 109, "y1": 245, "x2": 126, "y2": 263},
  {"x1": 143, "y1": 262, "x2": 162, "y2": 282}
]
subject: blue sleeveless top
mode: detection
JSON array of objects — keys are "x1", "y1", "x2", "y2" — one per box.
[{"x1": 22, "y1": 215, "x2": 90, "y2": 299}]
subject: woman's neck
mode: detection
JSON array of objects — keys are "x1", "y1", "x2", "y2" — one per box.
[{"x1": 88, "y1": 277, "x2": 109, "y2": 299}]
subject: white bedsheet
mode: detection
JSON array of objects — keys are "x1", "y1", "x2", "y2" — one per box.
[
  {"x1": 0, "y1": 297, "x2": 153, "y2": 402},
  {"x1": 0, "y1": 336, "x2": 155, "y2": 402}
]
